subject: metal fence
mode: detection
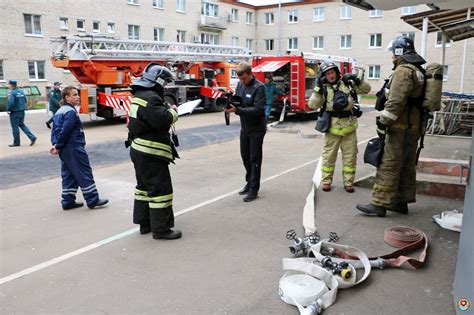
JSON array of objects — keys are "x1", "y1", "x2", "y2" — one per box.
[{"x1": 427, "y1": 93, "x2": 474, "y2": 136}]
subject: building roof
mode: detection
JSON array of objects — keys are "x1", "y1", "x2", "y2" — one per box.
[{"x1": 401, "y1": 7, "x2": 473, "y2": 41}]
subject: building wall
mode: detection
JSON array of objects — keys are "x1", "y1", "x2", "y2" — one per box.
[
  {"x1": 254, "y1": 2, "x2": 473, "y2": 93},
  {"x1": 0, "y1": 0, "x2": 471, "y2": 97}
]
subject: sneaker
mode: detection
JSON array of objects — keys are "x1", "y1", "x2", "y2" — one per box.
[
  {"x1": 46, "y1": 122, "x2": 51, "y2": 129},
  {"x1": 89, "y1": 198, "x2": 109, "y2": 209},
  {"x1": 356, "y1": 203, "x2": 386, "y2": 217},
  {"x1": 30, "y1": 138, "x2": 37, "y2": 146},
  {"x1": 322, "y1": 183, "x2": 331, "y2": 192},
  {"x1": 63, "y1": 202, "x2": 84, "y2": 210},
  {"x1": 8, "y1": 144, "x2": 20, "y2": 147},
  {"x1": 153, "y1": 229, "x2": 182, "y2": 240}
]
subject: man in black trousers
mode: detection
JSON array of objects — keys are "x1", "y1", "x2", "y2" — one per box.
[{"x1": 225, "y1": 62, "x2": 266, "y2": 202}]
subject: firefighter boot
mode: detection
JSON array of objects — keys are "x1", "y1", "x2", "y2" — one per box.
[
  {"x1": 153, "y1": 229, "x2": 182, "y2": 240},
  {"x1": 356, "y1": 203, "x2": 386, "y2": 217},
  {"x1": 388, "y1": 202, "x2": 408, "y2": 214},
  {"x1": 140, "y1": 225, "x2": 152, "y2": 234},
  {"x1": 63, "y1": 202, "x2": 84, "y2": 211}
]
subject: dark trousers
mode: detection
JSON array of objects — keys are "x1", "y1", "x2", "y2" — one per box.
[
  {"x1": 240, "y1": 129, "x2": 265, "y2": 193},
  {"x1": 9, "y1": 111, "x2": 36, "y2": 145},
  {"x1": 130, "y1": 149, "x2": 174, "y2": 233},
  {"x1": 59, "y1": 146, "x2": 99, "y2": 208}
]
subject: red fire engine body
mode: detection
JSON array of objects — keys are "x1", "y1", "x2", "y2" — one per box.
[{"x1": 252, "y1": 53, "x2": 357, "y2": 116}]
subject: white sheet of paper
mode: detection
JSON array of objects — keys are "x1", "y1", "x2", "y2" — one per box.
[{"x1": 177, "y1": 99, "x2": 202, "y2": 116}]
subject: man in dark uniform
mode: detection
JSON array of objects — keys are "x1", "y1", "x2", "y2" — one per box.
[
  {"x1": 50, "y1": 86, "x2": 108, "y2": 210},
  {"x1": 357, "y1": 36, "x2": 426, "y2": 217},
  {"x1": 128, "y1": 63, "x2": 181, "y2": 240},
  {"x1": 46, "y1": 81, "x2": 62, "y2": 129},
  {"x1": 225, "y1": 62, "x2": 266, "y2": 202},
  {"x1": 6, "y1": 80, "x2": 37, "y2": 147}
]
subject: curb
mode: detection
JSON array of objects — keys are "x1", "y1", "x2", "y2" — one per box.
[{"x1": 0, "y1": 109, "x2": 47, "y2": 117}]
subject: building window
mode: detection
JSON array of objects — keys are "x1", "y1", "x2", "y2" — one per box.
[
  {"x1": 340, "y1": 35, "x2": 352, "y2": 49},
  {"x1": 93, "y1": 21, "x2": 100, "y2": 32},
  {"x1": 265, "y1": 12, "x2": 274, "y2": 25},
  {"x1": 288, "y1": 37, "x2": 298, "y2": 51},
  {"x1": 153, "y1": 0, "x2": 163, "y2": 9},
  {"x1": 77, "y1": 19, "x2": 85, "y2": 31},
  {"x1": 340, "y1": 6, "x2": 352, "y2": 19},
  {"x1": 313, "y1": 36, "x2": 324, "y2": 50},
  {"x1": 401, "y1": 32, "x2": 415, "y2": 41},
  {"x1": 202, "y1": 2, "x2": 218, "y2": 17},
  {"x1": 313, "y1": 7, "x2": 325, "y2": 21},
  {"x1": 107, "y1": 22, "x2": 115, "y2": 33},
  {"x1": 288, "y1": 10, "x2": 298, "y2": 23},
  {"x1": 230, "y1": 8, "x2": 239, "y2": 21},
  {"x1": 436, "y1": 31, "x2": 452, "y2": 47},
  {"x1": 0, "y1": 60, "x2": 4, "y2": 81},
  {"x1": 176, "y1": 0, "x2": 185, "y2": 12},
  {"x1": 231, "y1": 37, "x2": 239, "y2": 46},
  {"x1": 24, "y1": 14, "x2": 42, "y2": 35},
  {"x1": 369, "y1": 9, "x2": 383, "y2": 17},
  {"x1": 201, "y1": 33, "x2": 218, "y2": 45},
  {"x1": 127, "y1": 0, "x2": 138, "y2": 4},
  {"x1": 265, "y1": 39, "x2": 274, "y2": 51},
  {"x1": 402, "y1": 6, "x2": 416, "y2": 15},
  {"x1": 246, "y1": 12, "x2": 253, "y2": 24},
  {"x1": 28, "y1": 61, "x2": 45, "y2": 80},
  {"x1": 443, "y1": 66, "x2": 448, "y2": 81},
  {"x1": 128, "y1": 25, "x2": 140, "y2": 40},
  {"x1": 368, "y1": 65, "x2": 381, "y2": 79},
  {"x1": 369, "y1": 34, "x2": 382, "y2": 48},
  {"x1": 177, "y1": 30, "x2": 186, "y2": 42},
  {"x1": 59, "y1": 17, "x2": 68, "y2": 30},
  {"x1": 154, "y1": 27, "x2": 164, "y2": 41},
  {"x1": 246, "y1": 39, "x2": 253, "y2": 50}
]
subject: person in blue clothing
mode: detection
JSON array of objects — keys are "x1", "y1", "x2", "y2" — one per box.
[
  {"x1": 6, "y1": 80, "x2": 37, "y2": 147},
  {"x1": 49, "y1": 86, "x2": 108, "y2": 210},
  {"x1": 45, "y1": 82, "x2": 62, "y2": 129},
  {"x1": 263, "y1": 76, "x2": 284, "y2": 120}
]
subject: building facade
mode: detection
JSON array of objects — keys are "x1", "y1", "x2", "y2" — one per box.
[{"x1": 0, "y1": 0, "x2": 472, "y2": 96}]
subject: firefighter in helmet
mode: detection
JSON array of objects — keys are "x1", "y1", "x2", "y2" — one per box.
[
  {"x1": 357, "y1": 36, "x2": 426, "y2": 217},
  {"x1": 128, "y1": 63, "x2": 181, "y2": 239},
  {"x1": 308, "y1": 60, "x2": 371, "y2": 192}
]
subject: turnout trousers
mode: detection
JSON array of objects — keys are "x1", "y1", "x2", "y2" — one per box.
[
  {"x1": 59, "y1": 146, "x2": 99, "y2": 208},
  {"x1": 9, "y1": 111, "x2": 36, "y2": 145},
  {"x1": 321, "y1": 130, "x2": 358, "y2": 185},
  {"x1": 372, "y1": 129, "x2": 420, "y2": 208},
  {"x1": 130, "y1": 149, "x2": 174, "y2": 233},
  {"x1": 240, "y1": 129, "x2": 266, "y2": 194}
]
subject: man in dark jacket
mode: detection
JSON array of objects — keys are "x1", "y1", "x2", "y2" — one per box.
[
  {"x1": 128, "y1": 63, "x2": 181, "y2": 240},
  {"x1": 6, "y1": 80, "x2": 37, "y2": 147},
  {"x1": 50, "y1": 86, "x2": 108, "y2": 210},
  {"x1": 225, "y1": 62, "x2": 266, "y2": 202},
  {"x1": 46, "y1": 82, "x2": 62, "y2": 129}
]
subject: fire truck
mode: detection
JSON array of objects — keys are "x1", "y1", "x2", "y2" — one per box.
[
  {"x1": 251, "y1": 53, "x2": 358, "y2": 116},
  {"x1": 50, "y1": 35, "x2": 250, "y2": 119}
]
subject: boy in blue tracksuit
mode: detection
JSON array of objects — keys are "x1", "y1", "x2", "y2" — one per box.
[
  {"x1": 49, "y1": 86, "x2": 108, "y2": 210},
  {"x1": 263, "y1": 77, "x2": 283, "y2": 119},
  {"x1": 6, "y1": 80, "x2": 37, "y2": 147}
]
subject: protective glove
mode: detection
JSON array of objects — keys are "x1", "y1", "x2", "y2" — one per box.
[
  {"x1": 316, "y1": 76, "x2": 325, "y2": 95},
  {"x1": 344, "y1": 73, "x2": 361, "y2": 85},
  {"x1": 376, "y1": 116, "x2": 386, "y2": 141}
]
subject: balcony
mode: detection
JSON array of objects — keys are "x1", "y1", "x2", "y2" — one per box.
[{"x1": 198, "y1": 15, "x2": 227, "y2": 31}]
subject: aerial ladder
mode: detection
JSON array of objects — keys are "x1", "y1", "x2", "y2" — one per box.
[{"x1": 50, "y1": 34, "x2": 251, "y2": 119}]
